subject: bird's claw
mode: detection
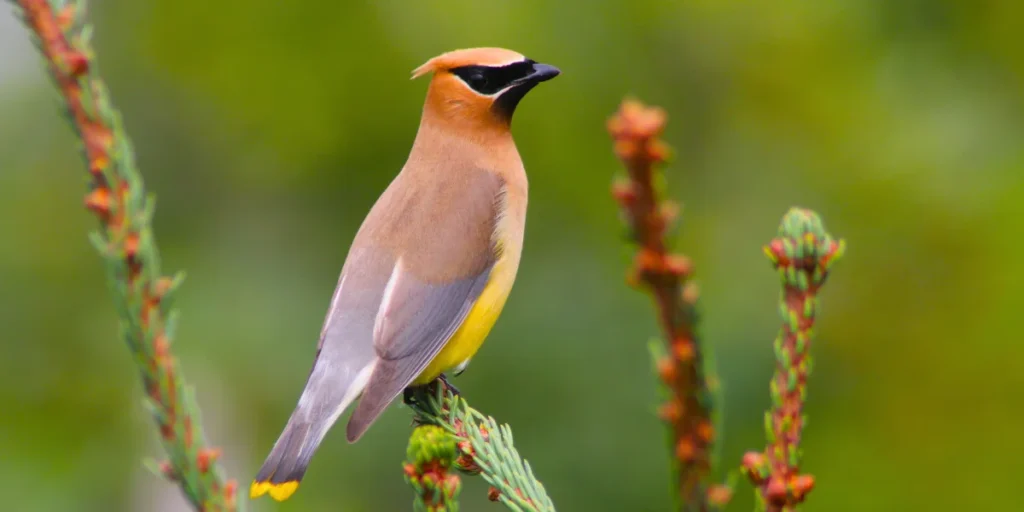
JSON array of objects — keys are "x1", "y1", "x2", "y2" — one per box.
[
  {"x1": 403, "y1": 374, "x2": 460, "y2": 407},
  {"x1": 403, "y1": 387, "x2": 417, "y2": 406},
  {"x1": 438, "y1": 373, "x2": 461, "y2": 396}
]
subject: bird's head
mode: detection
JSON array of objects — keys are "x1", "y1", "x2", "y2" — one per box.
[{"x1": 413, "y1": 47, "x2": 560, "y2": 131}]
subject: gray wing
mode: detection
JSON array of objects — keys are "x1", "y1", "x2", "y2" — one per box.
[
  {"x1": 343, "y1": 169, "x2": 505, "y2": 443},
  {"x1": 309, "y1": 246, "x2": 394, "y2": 380},
  {"x1": 374, "y1": 266, "x2": 494, "y2": 360},
  {"x1": 345, "y1": 264, "x2": 493, "y2": 442},
  {"x1": 253, "y1": 246, "x2": 396, "y2": 487}
]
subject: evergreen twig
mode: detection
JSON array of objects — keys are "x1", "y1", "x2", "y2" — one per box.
[
  {"x1": 13, "y1": 0, "x2": 239, "y2": 509},
  {"x1": 608, "y1": 99, "x2": 725, "y2": 511},
  {"x1": 404, "y1": 424, "x2": 463, "y2": 512},
  {"x1": 405, "y1": 384, "x2": 556, "y2": 512},
  {"x1": 741, "y1": 208, "x2": 845, "y2": 511}
]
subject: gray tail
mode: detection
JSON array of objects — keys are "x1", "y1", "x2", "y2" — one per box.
[
  {"x1": 250, "y1": 361, "x2": 375, "y2": 501},
  {"x1": 250, "y1": 412, "x2": 330, "y2": 501},
  {"x1": 253, "y1": 415, "x2": 319, "y2": 486}
]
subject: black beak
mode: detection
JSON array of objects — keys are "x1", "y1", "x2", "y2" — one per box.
[
  {"x1": 493, "y1": 60, "x2": 560, "y2": 121},
  {"x1": 526, "y1": 62, "x2": 561, "y2": 83}
]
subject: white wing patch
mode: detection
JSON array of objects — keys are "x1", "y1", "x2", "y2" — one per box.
[{"x1": 372, "y1": 258, "x2": 404, "y2": 342}]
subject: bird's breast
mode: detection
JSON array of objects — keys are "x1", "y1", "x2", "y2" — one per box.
[{"x1": 412, "y1": 181, "x2": 527, "y2": 384}]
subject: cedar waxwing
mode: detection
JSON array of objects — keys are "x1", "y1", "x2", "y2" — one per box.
[{"x1": 250, "y1": 47, "x2": 559, "y2": 502}]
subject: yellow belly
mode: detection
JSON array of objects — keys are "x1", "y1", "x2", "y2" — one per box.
[{"x1": 412, "y1": 250, "x2": 518, "y2": 385}]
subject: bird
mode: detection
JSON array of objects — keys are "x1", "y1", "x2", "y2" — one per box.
[{"x1": 250, "y1": 47, "x2": 559, "y2": 502}]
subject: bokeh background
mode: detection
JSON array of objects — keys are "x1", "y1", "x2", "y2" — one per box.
[{"x1": 2, "y1": 1, "x2": 1023, "y2": 511}]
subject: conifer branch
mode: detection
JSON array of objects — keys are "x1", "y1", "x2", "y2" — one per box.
[
  {"x1": 405, "y1": 384, "x2": 557, "y2": 512},
  {"x1": 741, "y1": 208, "x2": 844, "y2": 511},
  {"x1": 608, "y1": 99, "x2": 725, "y2": 511},
  {"x1": 404, "y1": 424, "x2": 463, "y2": 511},
  {"x1": 13, "y1": 0, "x2": 239, "y2": 509}
]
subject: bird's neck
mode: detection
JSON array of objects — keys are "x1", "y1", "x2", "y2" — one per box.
[
  {"x1": 409, "y1": 101, "x2": 522, "y2": 173},
  {"x1": 417, "y1": 82, "x2": 516, "y2": 139}
]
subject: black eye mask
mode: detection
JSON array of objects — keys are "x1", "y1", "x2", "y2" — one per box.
[{"x1": 450, "y1": 60, "x2": 537, "y2": 95}]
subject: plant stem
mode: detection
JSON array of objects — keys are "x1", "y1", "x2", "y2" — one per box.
[
  {"x1": 742, "y1": 207, "x2": 845, "y2": 512},
  {"x1": 14, "y1": 0, "x2": 239, "y2": 509},
  {"x1": 608, "y1": 99, "x2": 721, "y2": 511}
]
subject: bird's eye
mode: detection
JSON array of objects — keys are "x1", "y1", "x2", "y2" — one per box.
[
  {"x1": 451, "y1": 66, "x2": 504, "y2": 95},
  {"x1": 467, "y1": 73, "x2": 489, "y2": 91}
]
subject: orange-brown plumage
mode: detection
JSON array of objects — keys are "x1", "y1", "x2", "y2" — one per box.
[
  {"x1": 414, "y1": 48, "x2": 531, "y2": 139},
  {"x1": 411, "y1": 47, "x2": 527, "y2": 78}
]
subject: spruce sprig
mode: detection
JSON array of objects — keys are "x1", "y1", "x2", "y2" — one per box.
[{"x1": 406, "y1": 384, "x2": 557, "y2": 512}]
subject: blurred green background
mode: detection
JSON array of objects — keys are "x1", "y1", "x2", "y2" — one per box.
[{"x1": 2, "y1": 1, "x2": 1022, "y2": 511}]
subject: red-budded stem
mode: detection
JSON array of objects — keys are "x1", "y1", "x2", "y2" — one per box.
[
  {"x1": 608, "y1": 99, "x2": 721, "y2": 511},
  {"x1": 14, "y1": 1, "x2": 238, "y2": 509},
  {"x1": 742, "y1": 208, "x2": 844, "y2": 511}
]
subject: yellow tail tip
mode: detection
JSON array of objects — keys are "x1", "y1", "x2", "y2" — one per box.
[{"x1": 250, "y1": 480, "x2": 299, "y2": 501}]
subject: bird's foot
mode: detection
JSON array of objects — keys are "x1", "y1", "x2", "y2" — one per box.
[
  {"x1": 403, "y1": 387, "x2": 417, "y2": 406},
  {"x1": 403, "y1": 374, "x2": 460, "y2": 410},
  {"x1": 438, "y1": 373, "x2": 461, "y2": 396}
]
